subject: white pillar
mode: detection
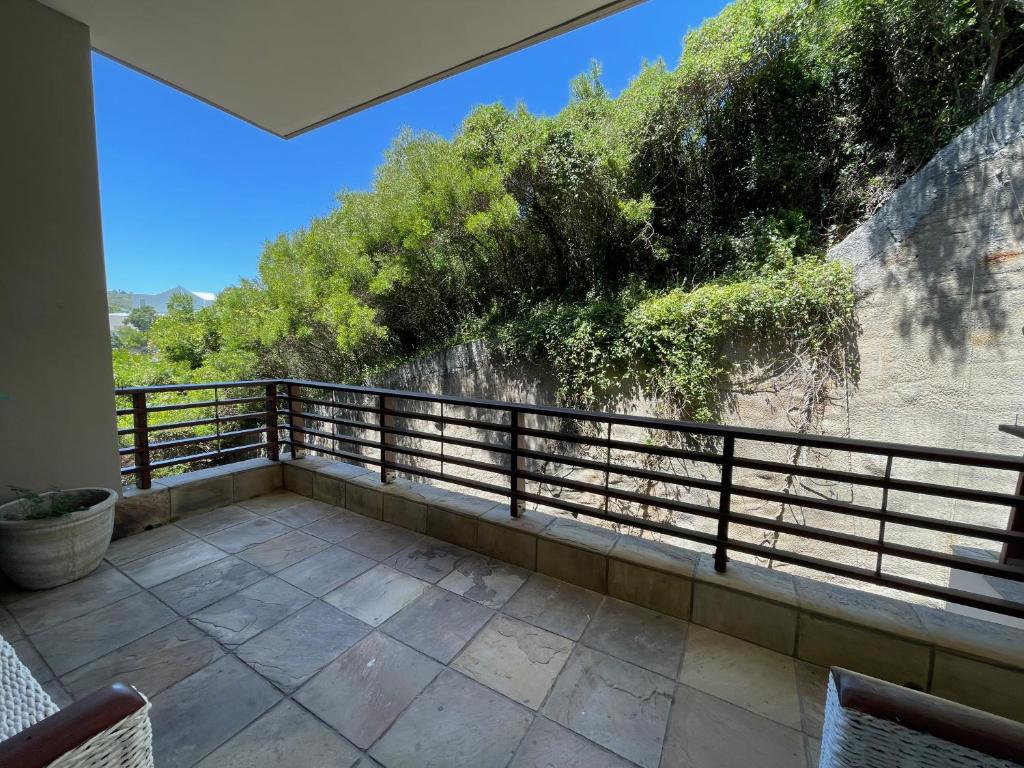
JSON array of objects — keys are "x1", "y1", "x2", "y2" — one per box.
[{"x1": 0, "y1": 0, "x2": 120, "y2": 499}]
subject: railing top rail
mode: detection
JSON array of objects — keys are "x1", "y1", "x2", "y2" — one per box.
[
  {"x1": 114, "y1": 380, "x2": 277, "y2": 395},
  {"x1": 114, "y1": 377, "x2": 1024, "y2": 472}
]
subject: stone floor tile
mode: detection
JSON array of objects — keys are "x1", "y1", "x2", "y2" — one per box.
[
  {"x1": 302, "y1": 509, "x2": 380, "y2": 543},
  {"x1": 662, "y1": 685, "x2": 806, "y2": 768},
  {"x1": 268, "y1": 499, "x2": 337, "y2": 527},
  {"x1": 438, "y1": 555, "x2": 531, "y2": 608},
  {"x1": 203, "y1": 516, "x2": 291, "y2": 553},
  {"x1": 543, "y1": 646, "x2": 674, "y2": 768},
  {"x1": 277, "y1": 545, "x2": 375, "y2": 596},
  {"x1": 510, "y1": 717, "x2": 635, "y2": 768},
  {"x1": 581, "y1": 597, "x2": 688, "y2": 678},
  {"x1": 150, "y1": 556, "x2": 265, "y2": 615},
  {"x1": 0, "y1": 605, "x2": 23, "y2": 641},
  {"x1": 504, "y1": 573, "x2": 603, "y2": 640},
  {"x1": 796, "y1": 661, "x2": 828, "y2": 736},
  {"x1": 12, "y1": 639, "x2": 53, "y2": 683},
  {"x1": 324, "y1": 564, "x2": 428, "y2": 626},
  {"x1": 341, "y1": 525, "x2": 422, "y2": 560},
  {"x1": 194, "y1": 700, "x2": 361, "y2": 768},
  {"x1": 294, "y1": 631, "x2": 441, "y2": 749},
  {"x1": 236, "y1": 530, "x2": 330, "y2": 572},
  {"x1": 385, "y1": 539, "x2": 471, "y2": 583},
  {"x1": 189, "y1": 577, "x2": 312, "y2": 647},
  {"x1": 805, "y1": 735, "x2": 822, "y2": 767},
  {"x1": 236, "y1": 489, "x2": 307, "y2": 515},
  {"x1": 60, "y1": 619, "x2": 223, "y2": 699},
  {"x1": 32, "y1": 592, "x2": 177, "y2": 675},
  {"x1": 150, "y1": 655, "x2": 280, "y2": 768},
  {"x1": 106, "y1": 525, "x2": 197, "y2": 566},
  {"x1": 236, "y1": 600, "x2": 369, "y2": 691},
  {"x1": 369, "y1": 668, "x2": 532, "y2": 768},
  {"x1": 382, "y1": 585, "x2": 493, "y2": 663},
  {"x1": 6, "y1": 563, "x2": 140, "y2": 635},
  {"x1": 175, "y1": 505, "x2": 260, "y2": 537},
  {"x1": 120, "y1": 538, "x2": 226, "y2": 588},
  {"x1": 678, "y1": 625, "x2": 801, "y2": 730},
  {"x1": 41, "y1": 679, "x2": 73, "y2": 708},
  {"x1": 453, "y1": 614, "x2": 573, "y2": 709}
]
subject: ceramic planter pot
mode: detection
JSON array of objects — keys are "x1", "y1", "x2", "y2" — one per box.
[{"x1": 0, "y1": 488, "x2": 117, "y2": 590}]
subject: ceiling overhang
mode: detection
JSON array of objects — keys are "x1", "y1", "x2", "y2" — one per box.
[{"x1": 39, "y1": 0, "x2": 645, "y2": 138}]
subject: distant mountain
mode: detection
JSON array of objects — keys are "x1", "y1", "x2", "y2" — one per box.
[{"x1": 107, "y1": 286, "x2": 216, "y2": 315}]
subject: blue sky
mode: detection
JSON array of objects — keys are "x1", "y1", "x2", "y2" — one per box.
[{"x1": 95, "y1": 0, "x2": 727, "y2": 294}]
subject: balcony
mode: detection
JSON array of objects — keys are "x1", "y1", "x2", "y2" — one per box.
[{"x1": 0, "y1": 379, "x2": 998, "y2": 764}]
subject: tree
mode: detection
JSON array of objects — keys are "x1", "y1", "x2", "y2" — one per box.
[{"x1": 125, "y1": 305, "x2": 157, "y2": 332}]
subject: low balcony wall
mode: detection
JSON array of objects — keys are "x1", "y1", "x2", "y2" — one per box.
[{"x1": 117, "y1": 453, "x2": 1024, "y2": 725}]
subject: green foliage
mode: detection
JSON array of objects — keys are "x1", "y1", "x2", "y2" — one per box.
[
  {"x1": 106, "y1": 290, "x2": 132, "y2": 313},
  {"x1": 114, "y1": 0, "x2": 1023, "y2": 420},
  {"x1": 126, "y1": 305, "x2": 157, "y2": 332}
]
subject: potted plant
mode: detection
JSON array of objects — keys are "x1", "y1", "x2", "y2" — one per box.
[{"x1": 0, "y1": 487, "x2": 117, "y2": 590}]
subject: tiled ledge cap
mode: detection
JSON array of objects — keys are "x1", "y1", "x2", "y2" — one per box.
[{"x1": 285, "y1": 456, "x2": 1024, "y2": 674}]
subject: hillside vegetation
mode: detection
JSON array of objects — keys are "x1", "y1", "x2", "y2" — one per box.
[{"x1": 117, "y1": 0, "x2": 1024, "y2": 421}]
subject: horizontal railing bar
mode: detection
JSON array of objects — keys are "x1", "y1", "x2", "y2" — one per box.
[
  {"x1": 385, "y1": 444, "x2": 509, "y2": 476},
  {"x1": 279, "y1": 379, "x2": 1024, "y2": 472},
  {"x1": 290, "y1": 426, "x2": 380, "y2": 451},
  {"x1": 727, "y1": 511, "x2": 1024, "y2": 582},
  {"x1": 281, "y1": 440, "x2": 382, "y2": 468},
  {"x1": 381, "y1": 460, "x2": 510, "y2": 497},
  {"x1": 278, "y1": 393, "x2": 380, "y2": 415},
  {"x1": 115, "y1": 380, "x2": 276, "y2": 395},
  {"x1": 383, "y1": 408, "x2": 513, "y2": 433},
  {"x1": 382, "y1": 424, "x2": 512, "y2": 455},
  {"x1": 520, "y1": 449, "x2": 724, "y2": 494},
  {"x1": 734, "y1": 457, "x2": 1024, "y2": 507},
  {"x1": 138, "y1": 396, "x2": 266, "y2": 414},
  {"x1": 118, "y1": 411, "x2": 273, "y2": 435},
  {"x1": 518, "y1": 470, "x2": 719, "y2": 520},
  {"x1": 519, "y1": 426, "x2": 723, "y2": 465},
  {"x1": 291, "y1": 410, "x2": 381, "y2": 433},
  {"x1": 734, "y1": 485, "x2": 1024, "y2": 544},
  {"x1": 122, "y1": 442, "x2": 270, "y2": 474},
  {"x1": 146, "y1": 426, "x2": 270, "y2": 453}
]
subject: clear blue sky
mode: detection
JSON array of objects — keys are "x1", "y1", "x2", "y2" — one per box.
[{"x1": 95, "y1": 0, "x2": 727, "y2": 294}]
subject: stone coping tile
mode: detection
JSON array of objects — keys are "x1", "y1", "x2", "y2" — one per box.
[
  {"x1": 157, "y1": 458, "x2": 278, "y2": 489},
  {"x1": 794, "y1": 577, "x2": 929, "y2": 644},
  {"x1": 316, "y1": 460, "x2": 373, "y2": 481},
  {"x1": 428, "y1": 489, "x2": 503, "y2": 519},
  {"x1": 609, "y1": 535, "x2": 699, "y2": 578},
  {"x1": 539, "y1": 518, "x2": 618, "y2": 555},
  {"x1": 913, "y1": 603, "x2": 1024, "y2": 670},
  {"x1": 482, "y1": 505, "x2": 554, "y2": 535},
  {"x1": 694, "y1": 553, "x2": 799, "y2": 608}
]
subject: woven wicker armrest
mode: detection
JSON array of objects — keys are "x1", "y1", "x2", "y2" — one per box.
[
  {"x1": 831, "y1": 667, "x2": 1024, "y2": 764},
  {"x1": 0, "y1": 682, "x2": 147, "y2": 768}
]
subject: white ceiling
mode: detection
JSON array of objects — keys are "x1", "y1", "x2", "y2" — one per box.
[{"x1": 39, "y1": 0, "x2": 644, "y2": 138}]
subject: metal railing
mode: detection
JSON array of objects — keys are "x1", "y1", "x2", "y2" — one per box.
[{"x1": 114, "y1": 379, "x2": 1024, "y2": 618}]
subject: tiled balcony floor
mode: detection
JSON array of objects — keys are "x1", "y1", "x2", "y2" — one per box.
[{"x1": 0, "y1": 491, "x2": 823, "y2": 768}]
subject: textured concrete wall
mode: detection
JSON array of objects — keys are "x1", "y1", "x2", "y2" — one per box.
[{"x1": 361, "y1": 86, "x2": 1024, "y2": 612}]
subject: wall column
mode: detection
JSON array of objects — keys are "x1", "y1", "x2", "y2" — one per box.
[{"x1": 0, "y1": 0, "x2": 120, "y2": 499}]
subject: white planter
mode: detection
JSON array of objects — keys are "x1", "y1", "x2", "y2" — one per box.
[{"x1": 0, "y1": 488, "x2": 117, "y2": 590}]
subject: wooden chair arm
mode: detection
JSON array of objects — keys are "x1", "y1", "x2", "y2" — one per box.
[
  {"x1": 831, "y1": 667, "x2": 1024, "y2": 764},
  {"x1": 0, "y1": 682, "x2": 147, "y2": 768}
]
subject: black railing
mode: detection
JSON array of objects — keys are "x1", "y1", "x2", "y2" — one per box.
[{"x1": 115, "y1": 379, "x2": 1024, "y2": 618}]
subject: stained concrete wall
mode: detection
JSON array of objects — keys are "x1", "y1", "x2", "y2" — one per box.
[
  {"x1": 340, "y1": 85, "x2": 1024, "y2": 611},
  {"x1": 0, "y1": 0, "x2": 121, "y2": 500}
]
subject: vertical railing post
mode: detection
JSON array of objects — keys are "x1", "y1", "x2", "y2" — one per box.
[
  {"x1": 131, "y1": 391, "x2": 151, "y2": 490},
  {"x1": 287, "y1": 383, "x2": 304, "y2": 459},
  {"x1": 874, "y1": 455, "x2": 894, "y2": 577},
  {"x1": 510, "y1": 407, "x2": 525, "y2": 517},
  {"x1": 714, "y1": 435, "x2": 735, "y2": 573},
  {"x1": 265, "y1": 383, "x2": 279, "y2": 461},
  {"x1": 380, "y1": 394, "x2": 396, "y2": 483}
]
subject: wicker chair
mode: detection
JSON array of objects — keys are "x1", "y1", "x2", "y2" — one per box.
[
  {"x1": 0, "y1": 636, "x2": 153, "y2": 768},
  {"x1": 821, "y1": 667, "x2": 1024, "y2": 768}
]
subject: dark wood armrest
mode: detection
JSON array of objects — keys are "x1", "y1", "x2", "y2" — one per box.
[
  {"x1": 831, "y1": 667, "x2": 1024, "y2": 763},
  {"x1": 0, "y1": 682, "x2": 147, "y2": 768}
]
